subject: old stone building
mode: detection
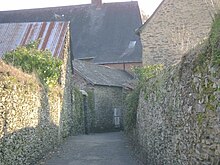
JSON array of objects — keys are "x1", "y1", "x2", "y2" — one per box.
[
  {"x1": 73, "y1": 60, "x2": 133, "y2": 132},
  {"x1": 137, "y1": 0, "x2": 218, "y2": 66}
]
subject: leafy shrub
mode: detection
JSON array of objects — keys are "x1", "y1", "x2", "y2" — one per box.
[
  {"x1": 2, "y1": 41, "x2": 63, "y2": 87},
  {"x1": 124, "y1": 64, "x2": 164, "y2": 132},
  {"x1": 124, "y1": 86, "x2": 140, "y2": 132},
  {"x1": 133, "y1": 64, "x2": 164, "y2": 86},
  {"x1": 210, "y1": 14, "x2": 220, "y2": 66},
  {"x1": 72, "y1": 87, "x2": 84, "y2": 135}
]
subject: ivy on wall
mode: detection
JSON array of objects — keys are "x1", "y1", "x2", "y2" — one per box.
[
  {"x1": 87, "y1": 90, "x2": 95, "y2": 131},
  {"x1": 72, "y1": 87, "x2": 84, "y2": 135},
  {"x1": 210, "y1": 14, "x2": 220, "y2": 66},
  {"x1": 124, "y1": 64, "x2": 164, "y2": 133},
  {"x1": 133, "y1": 64, "x2": 164, "y2": 87}
]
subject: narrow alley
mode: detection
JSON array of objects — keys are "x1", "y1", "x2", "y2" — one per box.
[{"x1": 38, "y1": 132, "x2": 140, "y2": 165}]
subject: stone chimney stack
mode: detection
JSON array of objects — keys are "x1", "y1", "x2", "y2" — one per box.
[{"x1": 91, "y1": 0, "x2": 102, "y2": 8}]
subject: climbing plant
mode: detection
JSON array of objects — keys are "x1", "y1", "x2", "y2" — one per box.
[
  {"x1": 124, "y1": 64, "x2": 164, "y2": 132},
  {"x1": 72, "y1": 87, "x2": 84, "y2": 135},
  {"x1": 3, "y1": 41, "x2": 63, "y2": 87},
  {"x1": 210, "y1": 14, "x2": 220, "y2": 66},
  {"x1": 133, "y1": 64, "x2": 164, "y2": 86},
  {"x1": 87, "y1": 90, "x2": 95, "y2": 131},
  {"x1": 124, "y1": 86, "x2": 140, "y2": 132}
]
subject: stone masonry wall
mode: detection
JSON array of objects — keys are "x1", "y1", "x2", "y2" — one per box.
[
  {"x1": 135, "y1": 44, "x2": 220, "y2": 164},
  {"x1": 93, "y1": 86, "x2": 123, "y2": 132},
  {"x1": 141, "y1": 0, "x2": 217, "y2": 66},
  {"x1": 0, "y1": 63, "x2": 62, "y2": 165},
  {"x1": 73, "y1": 71, "x2": 124, "y2": 133},
  {"x1": 0, "y1": 29, "x2": 76, "y2": 164}
]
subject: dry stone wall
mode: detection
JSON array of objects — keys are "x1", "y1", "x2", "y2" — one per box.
[
  {"x1": 141, "y1": 0, "x2": 217, "y2": 66},
  {"x1": 135, "y1": 44, "x2": 220, "y2": 164},
  {"x1": 93, "y1": 86, "x2": 123, "y2": 132},
  {"x1": 0, "y1": 67, "x2": 61, "y2": 165},
  {"x1": 0, "y1": 29, "x2": 78, "y2": 164}
]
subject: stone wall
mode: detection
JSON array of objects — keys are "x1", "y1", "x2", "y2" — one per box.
[
  {"x1": 140, "y1": 0, "x2": 217, "y2": 66},
  {"x1": 73, "y1": 71, "x2": 125, "y2": 132},
  {"x1": 0, "y1": 63, "x2": 61, "y2": 165},
  {"x1": 93, "y1": 86, "x2": 123, "y2": 132},
  {"x1": 0, "y1": 29, "x2": 77, "y2": 164},
  {"x1": 134, "y1": 43, "x2": 220, "y2": 164},
  {"x1": 71, "y1": 87, "x2": 85, "y2": 135}
]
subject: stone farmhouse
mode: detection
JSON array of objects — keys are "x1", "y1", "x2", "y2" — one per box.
[
  {"x1": 0, "y1": 0, "x2": 143, "y2": 71},
  {"x1": 136, "y1": 0, "x2": 218, "y2": 67},
  {"x1": 73, "y1": 59, "x2": 133, "y2": 132}
]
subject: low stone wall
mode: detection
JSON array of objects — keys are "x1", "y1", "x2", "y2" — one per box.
[{"x1": 135, "y1": 44, "x2": 220, "y2": 164}]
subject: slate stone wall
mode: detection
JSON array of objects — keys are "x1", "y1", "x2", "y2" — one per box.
[
  {"x1": 141, "y1": 0, "x2": 218, "y2": 66},
  {"x1": 0, "y1": 66, "x2": 62, "y2": 165},
  {"x1": 73, "y1": 71, "x2": 125, "y2": 133},
  {"x1": 93, "y1": 86, "x2": 123, "y2": 132},
  {"x1": 0, "y1": 29, "x2": 76, "y2": 165},
  {"x1": 135, "y1": 45, "x2": 220, "y2": 164}
]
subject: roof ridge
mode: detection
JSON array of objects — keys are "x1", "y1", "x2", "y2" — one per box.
[{"x1": 135, "y1": 0, "x2": 166, "y2": 34}]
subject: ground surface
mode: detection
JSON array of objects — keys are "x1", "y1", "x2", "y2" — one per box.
[{"x1": 38, "y1": 132, "x2": 140, "y2": 165}]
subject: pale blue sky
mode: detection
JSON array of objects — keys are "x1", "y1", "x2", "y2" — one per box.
[{"x1": 0, "y1": 0, "x2": 163, "y2": 16}]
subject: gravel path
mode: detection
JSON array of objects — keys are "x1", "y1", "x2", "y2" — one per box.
[{"x1": 38, "y1": 132, "x2": 140, "y2": 165}]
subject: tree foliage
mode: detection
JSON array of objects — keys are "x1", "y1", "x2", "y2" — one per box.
[
  {"x1": 133, "y1": 64, "x2": 164, "y2": 86},
  {"x1": 124, "y1": 64, "x2": 164, "y2": 132},
  {"x1": 3, "y1": 41, "x2": 63, "y2": 87}
]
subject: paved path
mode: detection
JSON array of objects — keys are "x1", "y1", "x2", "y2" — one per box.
[{"x1": 39, "y1": 132, "x2": 140, "y2": 165}]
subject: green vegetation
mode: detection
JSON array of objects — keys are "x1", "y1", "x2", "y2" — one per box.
[
  {"x1": 192, "y1": 15, "x2": 220, "y2": 127},
  {"x1": 124, "y1": 64, "x2": 164, "y2": 132},
  {"x1": 87, "y1": 90, "x2": 95, "y2": 130},
  {"x1": 72, "y1": 87, "x2": 84, "y2": 134},
  {"x1": 133, "y1": 64, "x2": 164, "y2": 86},
  {"x1": 2, "y1": 41, "x2": 63, "y2": 87},
  {"x1": 124, "y1": 86, "x2": 140, "y2": 131},
  {"x1": 197, "y1": 113, "x2": 205, "y2": 126},
  {"x1": 210, "y1": 14, "x2": 220, "y2": 66}
]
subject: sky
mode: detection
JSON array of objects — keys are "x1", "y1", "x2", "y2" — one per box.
[{"x1": 0, "y1": 0, "x2": 163, "y2": 16}]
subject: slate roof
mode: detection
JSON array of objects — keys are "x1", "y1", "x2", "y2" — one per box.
[
  {"x1": 0, "y1": 22, "x2": 69, "y2": 59},
  {"x1": 73, "y1": 60, "x2": 133, "y2": 87},
  {"x1": 0, "y1": 1, "x2": 142, "y2": 64}
]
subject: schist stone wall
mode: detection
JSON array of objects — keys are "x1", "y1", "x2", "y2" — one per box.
[
  {"x1": 135, "y1": 43, "x2": 220, "y2": 164},
  {"x1": 93, "y1": 86, "x2": 123, "y2": 132},
  {"x1": 0, "y1": 31, "x2": 76, "y2": 165}
]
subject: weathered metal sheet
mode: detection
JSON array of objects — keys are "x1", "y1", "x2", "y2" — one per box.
[{"x1": 0, "y1": 22, "x2": 69, "y2": 59}]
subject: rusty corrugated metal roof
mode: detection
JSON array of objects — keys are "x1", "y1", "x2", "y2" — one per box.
[{"x1": 0, "y1": 22, "x2": 69, "y2": 59}]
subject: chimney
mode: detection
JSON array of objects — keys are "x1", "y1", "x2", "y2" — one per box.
[{"x1": 91, "y1": 0, "x2": 102, "y2": 8}]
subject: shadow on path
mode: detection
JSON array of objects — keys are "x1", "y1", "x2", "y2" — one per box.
[{"x1": 38, "y1": 132, "x2": 140, "y2": 165}]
